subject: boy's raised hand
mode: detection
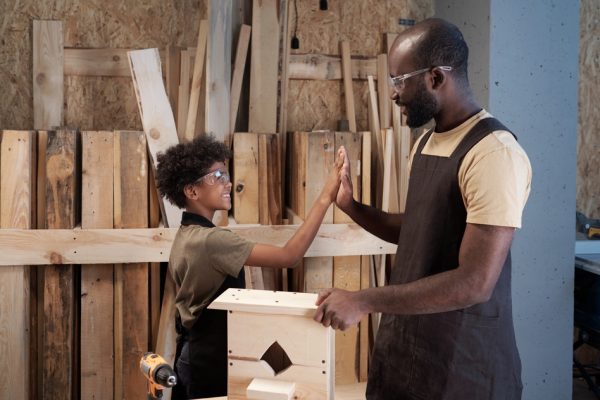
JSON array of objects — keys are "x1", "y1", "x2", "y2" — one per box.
[{"x1": 335, "y1": 146, "x2": 353, "y2": 212}]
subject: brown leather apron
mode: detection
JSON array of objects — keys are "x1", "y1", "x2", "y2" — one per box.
[{"x1": 366, "y1": 118, "x2": 523, "y2": 400}]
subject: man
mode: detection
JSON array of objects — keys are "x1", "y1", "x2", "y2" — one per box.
[{"x1": 314, "y1": 18, "x2": 531, "y2": 399}]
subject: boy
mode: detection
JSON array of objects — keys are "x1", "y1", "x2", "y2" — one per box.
[{"x1": 155, "y1": 134, "x2": 345, "y2": 399}]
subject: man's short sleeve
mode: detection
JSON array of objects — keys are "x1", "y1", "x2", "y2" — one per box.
[
  {"x1": 205, "y1": 228, "x2": 255, "y2": 277},
  {"x1": 460, "y1": 133, "x2": 532, "y2": 228}
]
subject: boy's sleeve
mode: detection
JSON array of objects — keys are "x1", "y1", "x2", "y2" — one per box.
[{"x1": 205, "y1": 228, "x2": 255, "y2": 277}]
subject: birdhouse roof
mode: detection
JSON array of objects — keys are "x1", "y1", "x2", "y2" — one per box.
[{"x1": 208, "y1": 288, "x2": 319, "y2": 317}]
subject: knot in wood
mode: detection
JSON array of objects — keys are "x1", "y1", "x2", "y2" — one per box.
[
  {"x1": 149, "y1": 128, "x2": 160, "y2": 140},
  {"x1": 49, "y1": 252, "x2": 63, "y2": 264},
  {"x1": 235, "y1": 182, "x2": 245, "y2": 193}
]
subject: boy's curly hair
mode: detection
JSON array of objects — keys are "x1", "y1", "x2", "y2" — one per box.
[{"x1": 155, "y1": 134, "x2": 231, "y2": 208}]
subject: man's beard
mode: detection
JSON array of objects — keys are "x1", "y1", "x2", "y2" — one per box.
[{"x1": 403, "y1": 81, "x2": 438, "y2": 128}]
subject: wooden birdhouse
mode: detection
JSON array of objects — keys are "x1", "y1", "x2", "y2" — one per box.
[{"x1": 208, "y1": 288, "x2": 335, "y2": 400}]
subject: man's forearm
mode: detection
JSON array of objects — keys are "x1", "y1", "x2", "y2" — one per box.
[
  {"x1": 343, "y1": 199, "x2": 402, "y2": 243},
  {"x1": 356, "y1": 267, "x2": 489, "y2": 315}
]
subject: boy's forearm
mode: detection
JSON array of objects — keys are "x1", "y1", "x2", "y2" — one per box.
[{"x1": 284, "y1": 194, "x2": 332, "y2": 262}]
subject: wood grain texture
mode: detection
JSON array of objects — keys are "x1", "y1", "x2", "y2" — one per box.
[
  {"x1": 0, "y1": 130, "x2": 34, "y2": 400},
  {"x1": 206, "y1": 0, "x2": 232, "y2": 144},
  {"x1": 80, "y1": 131, "x2": 114, "y2": 400},
  {"x1": 114, "y1": 130, "x2": 149, "y2": 399},
  {"x1": 33, "y1": 20, "x2": 63, "y2": 130},
  {"x1": 0, "y1": 224, "x2": 397, "y2": 265},
  {"x1": 43, "y1": 128, "x2": 79, "y2": 400},
  {"x1": 128, "y1": 48, "x2": 181, "y2": 228},
  {"x1": 230, "y1": 25, "x2": 252, "y2": 134},
  {"x1": 185, "y1": 19, "x2": 208, "y2": 141},
  {"x1": 249, "y1": 0, "x2": 280, "y2": 133}
]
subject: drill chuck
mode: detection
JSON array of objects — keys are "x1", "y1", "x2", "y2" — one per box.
[{"x1": 154, "y1": 365, "x2": 177, "y2": 387}]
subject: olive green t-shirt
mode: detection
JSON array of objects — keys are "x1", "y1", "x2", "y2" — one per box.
[{"x1": 169, "y1": 224, "x2": 254, "y2": 329}]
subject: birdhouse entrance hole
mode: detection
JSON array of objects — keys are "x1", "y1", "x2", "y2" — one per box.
[{"x1": 260, "y1": 341, "x2": 293, "y2": 375}]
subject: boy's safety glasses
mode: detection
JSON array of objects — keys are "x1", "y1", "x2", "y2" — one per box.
[{"x1": 194, "y1": 170, "x2": 230, "y2": 186}]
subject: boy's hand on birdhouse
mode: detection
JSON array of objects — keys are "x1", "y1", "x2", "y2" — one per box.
[{"x1": 321, "y1": 146, "x2": 345, "y2": 204}]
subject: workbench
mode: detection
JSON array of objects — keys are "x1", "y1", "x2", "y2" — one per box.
[{"x1": 199, "y1": 382, "x2": 367, "y2": 399}]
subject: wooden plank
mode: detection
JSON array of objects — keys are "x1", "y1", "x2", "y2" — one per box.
[
  {"x1": 43, "y1": 128, "x2": 79, "y2": 400},
  {"x1": 209, "y1": 288, "x2": 319, "y2": 316},
  {"x1": 63, "y1": 48, "x2": 167, "y2": 77},
  {"x1": 359, "y1": 131, "x2": 372, "y2": 382},
  {"x1": 165, "y1": 46, "x2": 182, "y2": 119},
  {"x1": 303, "y1": 132, "x2": 334, "y2": 294},
  {"x1": 0, "y1": 225, "x2": 397, "y2": 265},
  {"x1": 382, "y1": 128, "x2": 399, "y2": 213},
  {"x1": 0, "y1": 130, "x2": 34, "y2": 400},
  {"x1": 340, "y1": 42, "x2": 357, "y2": 133},
  {"x1": 289, "y1": 53, "x2": 377, "y2": 80},
  {"x1": 185, "y1": 19, "x2": 208, "y2": 141},
  {"x1": 128, "y1": 48, "x2": 181, "y2": 228},
  {"x1": 233, "y1": 133, "x2": 259, "y2": 223},
  {"x1": 233, "y1": 132, "x2": 264, "y2": 289},
  {"x1": 33, "y1": 20, "x2": 63, "y2": 130},
  {"x1": 259, "y1": 134, "x2": 276, "y2": 290},
  {"x1": 247, "y1": 378, "x2": 295, "y2": 400},
  {"x1": 377, "y1": 54, "x2": 391, "y2": 129},
  {"x1": 207, "y1": 1, "x2": 232, "y2": 144},
  {"x1": 249, "y1": 0, "x2": 279, "y2": 133},
  {"x1": 333, "y1": 132, "x2": 361, "y2": 385},
  {"x1": 367, "y1": 76, "x2": 384, "y2": 209},
  {"x1": 80, "y1": 131, "x2": 114, "y2": 400},
  {"x1": 113, "y1": 130, "x2": 149, "y2": 400},
  {"x1": 277, "y1": 0, "x2": 291, "y2": 175},
  {"x1": 176, "y1": 50, "x2": 191, "y2": 141},
  {"x1": 230, "y1": 25, "x2": 252, "y2": 134},
  {"x1": 148, "y1": 165, "x2": 162, "y2": 348}
]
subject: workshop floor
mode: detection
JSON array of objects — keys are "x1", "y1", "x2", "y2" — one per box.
[{"x1": 574, "y1": 377, "x2": 598, "y2": 400}]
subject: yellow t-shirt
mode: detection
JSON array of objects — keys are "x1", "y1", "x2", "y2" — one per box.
[{"x1": 409, "y1": 110, "x2": 531, "y2": 228}]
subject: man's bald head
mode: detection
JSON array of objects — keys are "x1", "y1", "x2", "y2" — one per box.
[{"x1": 391, "y1": 18, "x2": 469, "y2": 84}]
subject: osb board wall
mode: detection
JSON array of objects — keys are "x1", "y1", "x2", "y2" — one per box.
[
  {"x1": 287, "y1": 0, "x2": 433, "y2": 133},
  {"x1": 577, "y1": 0, "x2": 599, "y2": 219},
  {"x1": 0, "y1": 0, "x2": 207, "y2": 131}
]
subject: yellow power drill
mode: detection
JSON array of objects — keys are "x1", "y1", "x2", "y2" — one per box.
[{"x1": 140, "y1": 352, "x2": 178, "y2": 400}]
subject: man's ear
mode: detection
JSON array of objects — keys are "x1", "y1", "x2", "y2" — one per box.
[{"x1": 431, "y1": 68, "x2": 447, "y2": 90}]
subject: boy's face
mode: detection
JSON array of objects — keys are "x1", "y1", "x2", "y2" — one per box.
[{"x1": 187, "y1": 161, "x2": 232, "y2": 215}]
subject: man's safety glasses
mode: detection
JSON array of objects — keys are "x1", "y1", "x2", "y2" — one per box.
[
  {"x1": 194, "y1": 170, "x2": 230, "y2": 186},
  {"x1": 388, "y1": 66, "x2": 452, "y2": 91}
]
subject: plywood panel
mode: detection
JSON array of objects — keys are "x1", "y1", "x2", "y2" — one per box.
[{"x1": 0, "y1": 130, "x2": 34, "y2": 400}]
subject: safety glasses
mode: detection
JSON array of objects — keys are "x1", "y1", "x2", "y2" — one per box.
[
  {"x1": 388, "y1": 66, "x2": 452, "y2": 91},
  {"x1": 194, "y1": 169, "x2": 230, "y2": 186}
]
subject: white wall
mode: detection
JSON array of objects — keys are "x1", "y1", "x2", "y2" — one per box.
[{"x1": 435, "y1": 1, "x2": 579, "y2": 399}]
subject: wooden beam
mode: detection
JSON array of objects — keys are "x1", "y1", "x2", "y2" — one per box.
[
  {"x1": 377, "y1": 54, "x2": 391, "y2": 129},
  {"x1": 33, "y1": 20, "x2": 63, "y2": 130},
  {"x1": 0, "y1": 130, "x2": 35, "y2": 400},
  {"x1": 0, "y1": 225, "x2": 397, "y2": 266},
  {"x1": 289, "y1": 53, "x2": 377, "y2": 80}
]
